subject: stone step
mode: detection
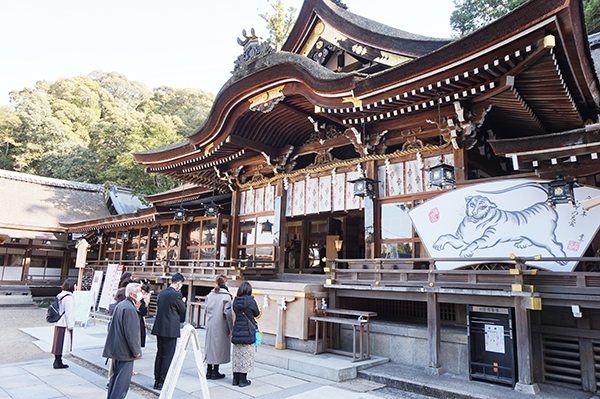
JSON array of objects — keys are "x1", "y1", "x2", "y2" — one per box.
[
  {"x1": 358, "y1": 362, "x2": 595, "y2": 399},
  {"x1": 255, "y1": 344, "x2": 389, "y2": 382},
  {"x1": 0, "y1": 285, "x2": 33, "y2": 306}
]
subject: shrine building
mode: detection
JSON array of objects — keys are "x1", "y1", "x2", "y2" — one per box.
[{"x1": 60, "y1": 0, "x2": 600, "y2": 393}]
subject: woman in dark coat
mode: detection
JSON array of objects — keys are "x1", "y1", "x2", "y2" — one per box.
[
  {"x1": 230, "y1": 281, "x2": 259, "y2": 387},
  {"x1": 204, "y1": 275, "x2": 233, "y2": 379}
]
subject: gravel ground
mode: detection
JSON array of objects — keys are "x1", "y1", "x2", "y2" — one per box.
[{"x1": 0, "y1": 305, "x2": 53, "y2": 364}]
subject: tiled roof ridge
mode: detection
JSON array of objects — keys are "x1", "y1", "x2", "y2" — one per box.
[{"x1": 0, "y1": 169, "x2": 103, "y2": 192}]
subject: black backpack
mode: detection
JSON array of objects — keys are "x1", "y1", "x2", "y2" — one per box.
[{"x1": 46, "y1": 296, "x2": 65, "y2": 323}]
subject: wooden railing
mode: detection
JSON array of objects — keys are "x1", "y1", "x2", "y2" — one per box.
[
  {"x1": 86, "y1": 259, "x2": 277, "y2": 281},
  {"x1": 330, "y1": 257, "x2": 600, "y2": 296}
]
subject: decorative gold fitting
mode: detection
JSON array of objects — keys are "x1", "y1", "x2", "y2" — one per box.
[
  {"x1": 248, "y1": 85, "x2": 285, "y2": 109},
  {"x1": 512, "y1": 284, "x2": 523, "y2": 292},
  {"x1": 429, "y1": 282, "x2": 434, "y2": 287},
  {"x1": 510, "y1": 269, "x2": 520, "y2": 275},
  {"x1": 342, "y1": 96, "x2": 362, "y2": 108},
  {"x1": 544, "y1": 35, "x2": 555, "y2": 49}
]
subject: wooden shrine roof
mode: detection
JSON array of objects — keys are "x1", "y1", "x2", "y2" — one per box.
[{"x1": 133, "y1": 0, "x2": 600, "y2": 188}]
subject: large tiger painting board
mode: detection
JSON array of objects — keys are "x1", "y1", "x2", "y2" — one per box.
[{"x1": 408, "y1": 179, "x2": 600, "y2": 271}]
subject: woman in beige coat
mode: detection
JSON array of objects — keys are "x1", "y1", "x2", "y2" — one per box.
[
  {"x1": 204, "y1": 274, "x2": 233, "y2": 379},
  {"x1": 51, "y1": 278, "x2": 76, "y2": 369}
]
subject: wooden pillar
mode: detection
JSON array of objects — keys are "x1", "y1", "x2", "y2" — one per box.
[
  {"x1": 275, "y1": 303, "x2": 286, "y2": 349},
  {"x1": 230, "y1": 189, "x2": 241, "y2": 260},
  {"x1": 364, "y1": 160, "x2": 376, "y2": 259},
  {"x1": 22, "y1": 246, "x2": 31, "y2": 283},
  {"x1": 514, "y1": 299, "x2": 540, "y2": 393},
  {"x1": 427, "y1": 293, "x2": 441, "y2": 374},
  {"x1": 577, "y1": 311, "x2": 596, "y2": 392},
  {"x1": 275, "y1": 180, "x2": 287, "y2": 274},
  {"x1": 176, "y1": 222, "x2": 184, "y2": 261},
  {"x1": 453, "y1": 147, "x2": 467, "y2": 182}
]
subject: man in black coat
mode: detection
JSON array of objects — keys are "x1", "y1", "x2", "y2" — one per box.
[
  {"x1": 151, "y1": 273, "x2": 186, "y2": 390},
  {"x1": 103, "y1": 282, "x2": 142, "y2": 399}
]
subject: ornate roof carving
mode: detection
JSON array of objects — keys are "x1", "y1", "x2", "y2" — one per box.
[{"x1": 232, "y1": 29, "x2": 276, "y2": 79}]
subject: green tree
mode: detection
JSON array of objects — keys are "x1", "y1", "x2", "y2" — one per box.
[
  {"x1": 2, "y1": 72, "x2": 215, "y2": 195},
  {"x1": 258, "y1": 0, "x2": 298, "y2": 48},
  {"x1": 585, "y1": 0, "x2": 600, "y2": 34},
  {"x1": 451, "y1": 0, "x2": 600, "y2": 36},
  {"x1": 450, "y1": 0, "x2": 527, "y2": 37},
  {"x1": 0, "y1": 106, "x2": 21, "y2": 169}
]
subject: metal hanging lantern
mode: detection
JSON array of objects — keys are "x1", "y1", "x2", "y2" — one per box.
[
  {"x1": 426, "y1": 94, "x2": 456, "y2": 189},
  {"x1": 427, "y1": 159, "x2": 456, "y2": 189},
  {"x1": 173, "y1": 204, "x2": 187, "y2": 221},
  {"x1": 204, "y1": 201, "x2": 219, "y2": 217},
  {"x1": 350, "y1": 176, "x2": 378, "y2": 198},
  {"x1": 545, "y1": 176, "x2": 576, "y2": 208},
  {"x1": 151, "y1": 224, "x2": 162, "y2": 239},
  {"x1": 122, "y1": 230, "x2": 131, "y2": 242}
]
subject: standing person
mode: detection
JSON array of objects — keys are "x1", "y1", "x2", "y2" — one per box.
[
  {"x1": 51, "y1": 278, "x2": 76, "y2": 369},
  {"x1": 204, "y1": 275, "x2": 233, "y2": 380},
  {"x1": 151, "y1": 273, "x2": 186, "y2": 390},
  {"x1": 231, "y1": 281, "x2": 260, "y2": 387},
  {"x1": 139, "y1": 284, "x2": 151, "y2": 348},
  {"x1": 102, "y1": 282, "x2": 142, "y2": 399}
]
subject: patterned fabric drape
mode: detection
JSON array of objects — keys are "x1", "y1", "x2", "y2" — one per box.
[
  {"x1": 293, "y1": 180, "x2": 305, "y2": 216},
  {"x1": 306, "y1": 178, "x2": 319, "y2": 214},
  {"x1": 319, "y1": 176, "x2": 332, "y2": 213}
]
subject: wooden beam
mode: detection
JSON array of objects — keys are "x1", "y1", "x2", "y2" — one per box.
[{"x1": 227, "y1": 135, "x2": 279, "y2": 158}]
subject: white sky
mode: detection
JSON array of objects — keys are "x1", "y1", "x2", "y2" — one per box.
[{"x1": 0, "y1": 0, "x2": 456, "y2": 106}]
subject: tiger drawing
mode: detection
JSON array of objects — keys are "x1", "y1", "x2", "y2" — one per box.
[{"x1": 433, "y1": 195, "x2": 567, "y2": 264}]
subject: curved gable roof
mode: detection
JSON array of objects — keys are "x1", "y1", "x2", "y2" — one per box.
[{"x1": 283, "y1": 0, "x2": 450, "y2": 57}]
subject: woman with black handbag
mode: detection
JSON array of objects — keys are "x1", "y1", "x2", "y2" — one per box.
[
  {"x1": 51, "y1": 278, "x2": 76, "y2": 369},
  {"x1": 230, "y1": 281, "x2": 259, "y2": 387}
]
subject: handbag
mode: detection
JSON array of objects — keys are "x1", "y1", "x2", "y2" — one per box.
[{"x1": 242, "y1": 312, "x2": 261, "y2": 346}]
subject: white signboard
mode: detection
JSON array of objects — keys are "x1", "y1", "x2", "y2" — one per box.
[
  {"x1": 90, "y1": 270, "x2": 103, "y2": 311},
  {"x1": 409, "y1": 179, "x2": 600, "y2": 271},
  {"x1": 98, "y1": 264, "x2": 123, "y2": 310},
  {"x1": 73, "y1": 290, "x2": 93, "y2": 324},
  {"x1": 485, "y1": 324, "x2": 505, "y2": 354}
]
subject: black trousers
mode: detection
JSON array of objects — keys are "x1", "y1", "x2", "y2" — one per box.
[
  {"x1": 107, "y1": 359, "x2": 133, "y2": 399},
  {"x1": 154, "y1": 336, "x2": 177, "y2": 384}
]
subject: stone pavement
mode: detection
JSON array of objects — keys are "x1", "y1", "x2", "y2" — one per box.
[
  {"x1": 0, "y1": 359, "x2": 149, "y2": 399},
  {"x1": 8, "y1": 319, "x2": 600, "y2": 399},
  {"x1": 14, "y1": 321, "x2": 394, "y2": 399}
]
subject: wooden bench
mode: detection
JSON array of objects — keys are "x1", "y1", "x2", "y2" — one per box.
[{"x1": 310, "y1": 309, "x2": 377, "y2": 362}]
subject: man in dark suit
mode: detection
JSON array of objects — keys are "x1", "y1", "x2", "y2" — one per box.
[
  {"x1": 103, "y1": 282, "x2": 142, "y2": 399},
  {"x1": 151, "y1": 273, "x2": 186, "y2": 390}
]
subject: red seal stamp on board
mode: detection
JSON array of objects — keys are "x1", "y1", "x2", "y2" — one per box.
[
  {"x1": 429, "y1": 208, "x2": 440, "y2": 223},
  {"x1": 567, "y1": 241, "x2": 579, "y2": 252}
]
